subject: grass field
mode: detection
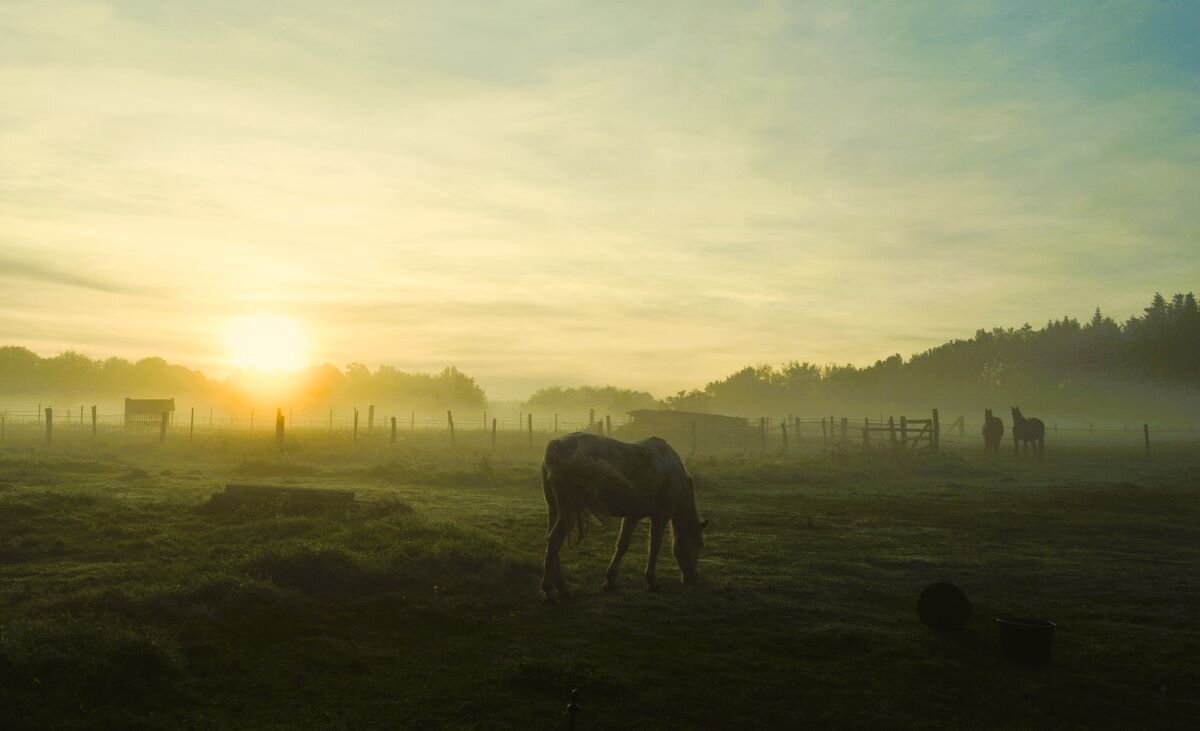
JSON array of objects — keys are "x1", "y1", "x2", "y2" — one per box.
[{"x1": 1, "y1": 433, "x2": 1198, "y2": 729}]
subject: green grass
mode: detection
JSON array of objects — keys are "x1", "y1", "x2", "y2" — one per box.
[{"x1": 0, "y1": 437, "x2": 1198, "y2": 729}]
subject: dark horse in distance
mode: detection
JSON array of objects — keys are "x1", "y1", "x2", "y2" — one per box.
[
  {"x1": 982, "y1": 409, "x2": 1005, "y2": 456},
  {"x1": 540, "y1": 432, "x2": 708, "y2": 602},
  {"x1": 1011, "y1": 407, "x2": 1045, "y2": 459}
]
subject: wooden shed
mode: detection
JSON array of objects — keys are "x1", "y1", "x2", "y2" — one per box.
[
  {"x1": 124, "y1": 397, "x2": 175, "y2": 428},
  {"x1": 614, "y1": 409, "x2": 755, "y2": 452}
]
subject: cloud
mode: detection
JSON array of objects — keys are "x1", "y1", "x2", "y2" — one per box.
[
  {"x1": 0, "y1": 251, "x2": 151, "y2": 295},
  {"x1": 0, "y1": 1, "x2": 1198, "y2": 399}
]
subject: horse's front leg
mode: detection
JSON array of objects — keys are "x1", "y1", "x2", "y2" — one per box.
[
  {"x1": 603, "y1": 517, "x2": 639, "y2": 592},
  {"x1": 645, "y1": 518, "x2": 666, "y2": 591}
]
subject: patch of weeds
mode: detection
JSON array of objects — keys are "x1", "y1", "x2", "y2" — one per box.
[
  {"x1": 247, "y1": 540, "x2": 368, "y2": 593},
  {"x1": 383, "y1": 524, "x2": 537, "y2": 593}
]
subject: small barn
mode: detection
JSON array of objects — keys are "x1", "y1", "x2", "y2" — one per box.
[
  {"x1": 124, "y1": 397, "x2": 175, "y2": 428},
  {"x1": 614, "y1": 409, "x2": 756, "y2": 452}
]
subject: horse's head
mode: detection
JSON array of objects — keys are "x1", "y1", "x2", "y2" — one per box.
[
  {"x1": 1011, "y1": 406, "x2": 1021, "y2": 420},
  {"x1": 674, "y1": 516, "x2": 709, "y2": 585},
  {"x1": 985, "y1": 408, "x2": 993, "y2": 420}
]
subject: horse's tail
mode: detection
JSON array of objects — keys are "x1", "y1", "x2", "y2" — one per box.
[{"x1": 544, "y1": 456, "x2": 632, "y2": 545}]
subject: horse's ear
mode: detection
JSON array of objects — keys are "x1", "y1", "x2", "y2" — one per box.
[{"x1": 700, "y1": 519, "x2": 710, "y2": 530}]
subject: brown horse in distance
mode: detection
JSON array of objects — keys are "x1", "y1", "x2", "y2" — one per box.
[
  {"x1": 1011, "y1": 406, "x2": 1045, "y2": 459},
  {"x1": 982, "y1": 409, "x2": 1004, "y2": 456},
  {"x1": 540, "y1": 432, "x2": 708, "y2": 602}
]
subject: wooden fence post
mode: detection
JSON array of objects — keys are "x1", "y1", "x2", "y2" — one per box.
[
  {"x1": 275, "y1": 408, "x2": 285, "y2": 447},
  {"x1": 491, "y1": 418, "x2": 497, "y2": 452},
  {"x1": 781, "y1": 421, "x2": 789, "y2": 454},
  {"x1": 589, "y1": 409, "x2": 595, "y2": 430},
  {"x1": 900, "y1": 416, "x2": 908, "y2": 448},
  {"x1": 821, "y1": 417, "x2": 828, "y2": 451},
  {"x1": 606, "y1": 415, "x2": 612, "y2": 437},
  {"x1": 159, "y1": 412, "x2": 168, "y2": 444},
  {"x1": 889, "y1": 416, "x2": 896, "y2": 446},
  {"x1": 188, "y1": 407, "x2": 193, "y2": 441},
  {"x1": 932, "y1": 409, "x2": 940, "y2": 453},
  {"x1": 45, "y1": 407, "x2": 53, "y2": 444},
  {"x1": 1144, "y1": 424, "x2": 1151, "y2": 461},
  {"x1": 958, "y1": 416, "x2": 965, "y2": 437},
  {"x1": 448, "y1": 410, "x2": 456, "y2": 446},
  {"x1": 353, "y1": 408, "x2": 359, "y2": 441},
  {"x1": 760, "y1": 417, "x2": 767, "y2": 451},
  {"x1": 840, "y1": 418, "x2": 848, "y2": 448},
  {"x1": 368, "y1": 405, "x2": 375, "y2": 432},
  {"x1": 863, "y1": 417, "x2": 870, "y2": 448},
  {"x1": 528, "y1": 413, "x2": 533, "y2": 447},
  {"x1": 794, "y1": 416, "x2": 801, "y2": 438},
  {"x1": 391, "y1": 416, "x2": 397, "y2": 444}
]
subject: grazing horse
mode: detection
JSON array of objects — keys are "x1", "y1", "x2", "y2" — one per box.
[
  {"x1": 540, "y1": 432, "x2": 708, "y2": 602},
  {"x1": 1011, "y1": 407, "x2": 1045, "y2": 459},
  {"x1": 982, "y1": 409, "x2": 1005, "y2": 456}
]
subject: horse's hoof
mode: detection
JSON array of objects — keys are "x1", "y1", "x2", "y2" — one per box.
[
  {"x1": 541, "y1": 591, "x2": 556, "y2": 604},
  {"x1": 601, "y1": 579, "x2": 616, "y2": 592}
]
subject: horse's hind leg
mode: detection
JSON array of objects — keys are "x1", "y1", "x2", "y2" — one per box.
[
  {"x1": 603, "y1": 517, "x2": 639, "y2": 591},
  {"x1": 541, "y1": 474, "x2": 567, "y2": 601},
  {"x1": 542, "y1": 518, "x2": 570, "y2": 602}
]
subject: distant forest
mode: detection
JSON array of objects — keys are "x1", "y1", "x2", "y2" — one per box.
[
  {"x1": 3, "y1": 292, "x2": 1198, "y2": 420},
  {"x1": 532, "y1": 291, "x2": 1200, "y2": 421},
  {"x1": 0, "y1": 349, "x2": 487, "y2": 412}
]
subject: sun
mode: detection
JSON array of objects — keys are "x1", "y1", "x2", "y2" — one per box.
[{"x1": 225, "y1": 314, "x2": 311, "y2": 371}]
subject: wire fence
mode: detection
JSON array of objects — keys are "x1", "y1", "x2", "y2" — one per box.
[{"x1": 1, "y1": 403, "x2": 1198, "y2": 454}]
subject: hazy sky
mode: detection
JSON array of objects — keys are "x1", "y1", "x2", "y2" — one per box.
[{"x1": 2, "y1": 1, "x2": 1198, "y2": 399}]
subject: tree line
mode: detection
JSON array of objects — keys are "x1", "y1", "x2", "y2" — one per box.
[
  {"x1": 655, "y1": 291, "x2": 1200, "y2": 420},
  {"x1": 4, "y1": 291, "x2": 1198, "y2": 420},
  {"x1": 0, "y1": 348, "x2": 487, "y2": 412}
]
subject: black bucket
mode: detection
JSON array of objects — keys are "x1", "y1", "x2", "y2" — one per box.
[{"x1": 995, "y1": 617, "x2": 1056, "y2": 665}]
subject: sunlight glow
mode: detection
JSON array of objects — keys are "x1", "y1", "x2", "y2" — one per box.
[{"x1": 225, "y1": 315, "x2": 311, "y2": 372}]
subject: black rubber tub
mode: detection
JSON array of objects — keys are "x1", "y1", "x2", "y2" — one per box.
[{"x1": 995, "y1": 617, "x2": 1056, "y2": 665}]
